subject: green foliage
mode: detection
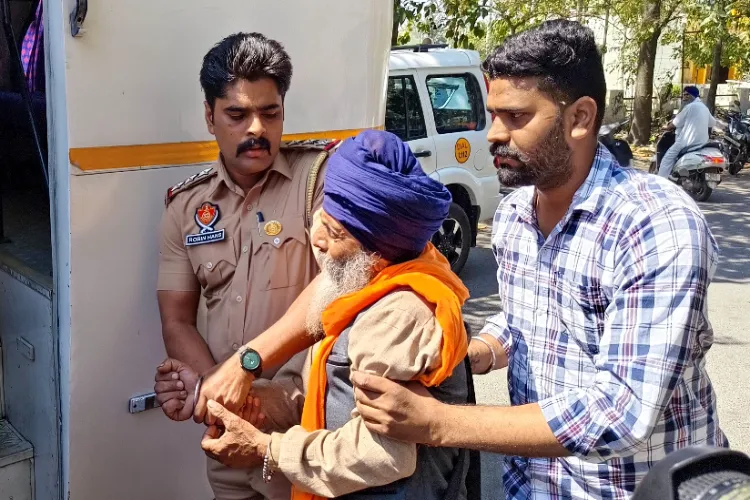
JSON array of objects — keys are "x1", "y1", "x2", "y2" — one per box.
[
  {"x1": 392, "y1": 0, "x2": 438, "y2": 45},
  {"x1": 393, "y1": 0, "x2": 745, "y2": 78},
  {"x1": 681, "y1": 0, "x2": 750, "y2": 78}
]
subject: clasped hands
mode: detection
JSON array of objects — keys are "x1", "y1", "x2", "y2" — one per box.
[{"x1": 154, "y1": 358, "x2": 270, "y2": 468}]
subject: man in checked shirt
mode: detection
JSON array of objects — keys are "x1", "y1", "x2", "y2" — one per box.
[{"x1": 346, "y1": 19, "x2": 729, "y2": 499}]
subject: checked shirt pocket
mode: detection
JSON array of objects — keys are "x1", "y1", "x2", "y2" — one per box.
[{"x1": 555, "y1": 276, "x2": 607, "y2": 356}]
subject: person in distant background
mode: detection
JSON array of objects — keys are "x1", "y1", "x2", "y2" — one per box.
[{"x1": 658, "y1": 85, "x2": 716, "y2": 178}]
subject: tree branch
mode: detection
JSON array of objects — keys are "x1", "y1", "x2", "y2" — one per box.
[{"x1": 659, "y1": 1, "x2": 683, "y2": 30}]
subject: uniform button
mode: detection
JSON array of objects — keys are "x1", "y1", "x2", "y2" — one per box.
[
  {"x1": 242, "y1": 246, "x2": 249, "y2": 253},
  {"x1": 206, "y1": 262, "x2": 213, "y2": 270},
  {"x1": 247, "y1": 205, "x2": 253, "y2": 211},
  {"x1": 236, "y1": 296, "x2": 243, "y2": 303},
  {"x1": 232, "y1": 343, "x2": 239, "y2": 351},
  {"x1": 273, "y1": 237, "x2": 281, "y2": 245}
]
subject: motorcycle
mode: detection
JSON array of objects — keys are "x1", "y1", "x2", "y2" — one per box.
[
  {"x1": 649, "y1": 131, "x2": 726, "y2": 202},
  {"x1": 599, "y1": 119, "x2": 634, "y2": 167},
  {"x1": 719, "y1": 101, "x2": 750, "y2": 175}
]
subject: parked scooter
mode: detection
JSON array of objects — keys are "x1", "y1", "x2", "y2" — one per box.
[
  {"x1": 599, "y1": 119, "x2": 633, "y2": 167},
  {"x1": 649, "y1": 131, "x2": 726, "y2": 202},
  {"x1": 719, "y1": 101, "x2": 750, "y2": 175}
]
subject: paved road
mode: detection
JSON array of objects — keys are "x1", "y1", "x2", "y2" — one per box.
[{"x1": 461, "y1": 170, "x2": 750, "y2": 499}]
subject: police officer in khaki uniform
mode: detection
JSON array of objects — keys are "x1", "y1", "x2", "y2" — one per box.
[{"x1": 153, "y1": 32, "x2": 332, "y2": 500}]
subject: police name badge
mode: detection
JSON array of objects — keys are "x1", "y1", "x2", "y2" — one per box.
[{"x1": 186, "y1": 202, "x2": 225, "y2": 246}]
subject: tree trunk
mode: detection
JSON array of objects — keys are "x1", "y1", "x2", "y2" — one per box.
[
  {"x1": 630, "y1": 32, "x2": 661, "y2": 145},
  {"x1": 629, "y1": 0, "x2": 662, "y2": 146},
  {"x1": 706, "y1": 40, "x2": 723, "y2": 114},
  {"x1": 602, "y1": 5, "x2": 610, "y2": 52}
]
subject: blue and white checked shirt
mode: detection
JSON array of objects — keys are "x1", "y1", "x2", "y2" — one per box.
[{"x1": 481, "y1": 145, "x2": 728, "y2": 499}]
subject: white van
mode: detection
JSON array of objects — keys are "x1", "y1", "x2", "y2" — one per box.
[{"x1": 387, "y1": 44, "x2": 501, "y2": 274}]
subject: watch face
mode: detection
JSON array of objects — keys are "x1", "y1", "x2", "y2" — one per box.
[{"x1": 241, "y1": 350, "x2": 261, "y2": 371}]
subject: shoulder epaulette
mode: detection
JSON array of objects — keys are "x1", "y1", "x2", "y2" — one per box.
[
  {"x1": 282, "y1": 139, "x2": 341, "y2": 152},
  {"x1": 165, "y1": 167, "x2": 217, "y2": 206}
]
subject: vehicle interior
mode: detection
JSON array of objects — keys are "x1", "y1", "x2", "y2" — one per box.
[
  {"x1": 426, "y1": 74, "x2": 484, "y2": 133},
  {"x1": 0, "y1": 0, "x2": 51, "y2": 283}
]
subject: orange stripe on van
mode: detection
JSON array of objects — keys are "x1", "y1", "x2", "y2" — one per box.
[{"x1": 69, "y1": 127, "x2": 383, "y2": 171}]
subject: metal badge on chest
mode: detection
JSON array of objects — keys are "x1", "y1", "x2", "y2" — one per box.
[{"x1": 257, "y1": 211, "x2": 283, "y2": 246}]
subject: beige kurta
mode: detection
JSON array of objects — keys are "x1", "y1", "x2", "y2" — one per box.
[{"x1": 268, "y1": 290, "x2": 445, "y2": 498}]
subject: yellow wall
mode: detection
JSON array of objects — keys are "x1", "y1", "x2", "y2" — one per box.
[{"x1": 686, "y1": 63, "x2": 740, "y2": 84}]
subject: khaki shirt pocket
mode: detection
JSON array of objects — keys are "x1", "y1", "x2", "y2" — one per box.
[
  {"x1": 252, "y1": 215, "x2": 309, "y2": 290},
  {"x1": 189, "y1": 238, "x2": 238, "y2": 296}
]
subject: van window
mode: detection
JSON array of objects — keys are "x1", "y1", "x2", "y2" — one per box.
[
  {"x1": 385, "y1": 76, "x2": 427, "y2": 141},
  {"x1": 426, "y1": 74, "x2": 486, "y2": 134}
]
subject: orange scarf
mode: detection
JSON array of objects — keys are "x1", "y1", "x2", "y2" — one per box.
[{"x1": 291, "y1": 243, "x2": 470, "y2": 500}]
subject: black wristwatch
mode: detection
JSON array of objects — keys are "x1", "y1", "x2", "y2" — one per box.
[{"x1": 238, "y1": 347, "x2": 263, "y2": 377}]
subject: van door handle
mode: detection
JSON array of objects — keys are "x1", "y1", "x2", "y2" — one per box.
[{"x1": 414, "y1": 150, "x2": 432, "y2": 158}]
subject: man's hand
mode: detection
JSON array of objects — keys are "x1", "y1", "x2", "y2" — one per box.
[
  {"x1": 200, "y1": 400, "x2": 270, "y2": 469},
  {"x1": 350, "y1": 371, "x2": 443, "y2": 445},
  {"x1": 193, "y1": 353, "x2": 255, "y2": 424},
  {"x1": 155, "y1": 358, "x2": 199, "y2": 421},
  {"x1": 239, "y1": 393, "x2": 266, "y2": 431}
]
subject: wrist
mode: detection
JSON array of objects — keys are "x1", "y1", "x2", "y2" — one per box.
[
  {"x1": 470, "y1": 336, "x2": 496, "y2": 374},
  {"x1": 427, "y1": 400, "x2": 451, "y2": 447},
  {"x1": 262, "y1": 433, "x2": 276, "y2": 483},
  {"x1": 259, "y1": 433, "x2": 272, "y2": 458}
]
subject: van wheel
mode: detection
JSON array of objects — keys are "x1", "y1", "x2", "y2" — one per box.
[{"x1": 432, "y1": 202, "x2": 471, "y2": 274}]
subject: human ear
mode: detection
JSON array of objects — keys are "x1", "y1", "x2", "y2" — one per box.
[
  {"x1": 204, "y1": 101, "x2": 215, "y2": 136},
  {"x1": 566, "y1": 97, "x2": 598, "y2": 141}
]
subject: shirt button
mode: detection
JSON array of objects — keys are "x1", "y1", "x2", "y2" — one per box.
[
  {"x1": 236, "y1": 296, "x2": 243, "y2": 303},
  {"x1": 247, "y1": 205, "x2": 253, "y2": 211},
  {"x1": 232, "y1": 343, "x2": 239, "y2": 351},
  {"x1": 242, "y1": 246, "x2": 249, "y2": 253},
  {"x1": 206, "y1": 262, "x2": 213, "y2": 270}
]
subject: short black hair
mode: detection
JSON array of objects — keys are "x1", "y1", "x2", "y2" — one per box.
[
  {"x1": 482, "y1": 19, "x2": 606, "y2": 128},
  {"x1": 200, "y1": 32, "x2": 293, "y2": 109}
]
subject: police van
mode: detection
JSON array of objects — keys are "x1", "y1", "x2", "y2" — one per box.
[{"x1": 387, "y1": 44, "x2": 501, "y2": 274}]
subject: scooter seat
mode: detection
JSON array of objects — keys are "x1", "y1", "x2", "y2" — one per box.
[{"x1": 681, "y1": 142, "x2": 721, "y2": 157}]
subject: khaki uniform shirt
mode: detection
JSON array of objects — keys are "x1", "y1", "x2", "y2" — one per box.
[
  {"x1": 269, "y1": 290, "x2": 444, "y2": 498},
  {"x1": 157, "y1": 146, "x2": 327, "y2": 372}
]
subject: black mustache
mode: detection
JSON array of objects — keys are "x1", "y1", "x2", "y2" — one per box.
[
  {"x1": 489, "y1": 143, "x2": 524, "y2": 162},
  {"x1": 236, "y1": 137, "x2": 271, "y2": 157}
]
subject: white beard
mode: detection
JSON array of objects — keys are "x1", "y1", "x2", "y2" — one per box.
[{"x1": 305, "y1": 249, "x2": 377, "y2": 340}]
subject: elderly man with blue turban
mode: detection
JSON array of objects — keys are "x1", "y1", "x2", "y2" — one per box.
[
  {"x1": 659, "y1": 85, "x2": 717, "y2": 178},
  {"x1": 198, "y1": 130, "x2": 473, "y2": 500}
]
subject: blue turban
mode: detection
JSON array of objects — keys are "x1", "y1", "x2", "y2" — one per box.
[
  {"x1": 684, "y1": 86, "x2": 700, "y2": 98},
  {"x1": 323, "y1": 130, "x2": 452, "y2": 263}
]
